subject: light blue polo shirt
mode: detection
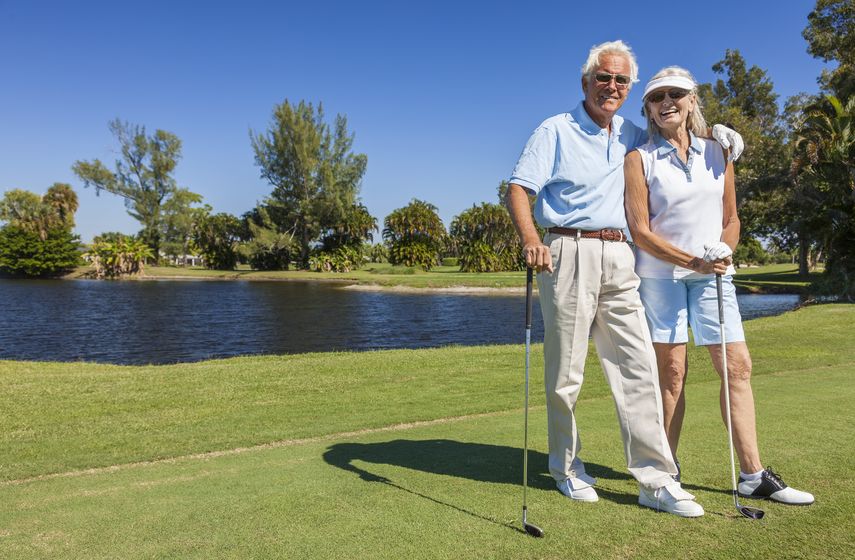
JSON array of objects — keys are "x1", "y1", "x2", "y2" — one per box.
[{"x1": 509, "y1": 101, "x2": 646, "y2": 230}]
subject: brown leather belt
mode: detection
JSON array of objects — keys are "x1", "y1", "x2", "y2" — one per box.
[{"x1": 547, "y1": 227, "x2": 627, "y2": 242}]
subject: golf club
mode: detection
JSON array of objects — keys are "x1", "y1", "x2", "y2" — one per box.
[
  {"x1": 522, "y1": 267, "x2": 544, "y2": 538},
  {"x1": 716, "y1": 273, "x2": 765, "y2": 520}
]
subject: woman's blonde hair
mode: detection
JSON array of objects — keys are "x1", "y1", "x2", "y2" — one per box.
[{"x1": 642, "y1": 66, "x2": 707, "y2": 139}]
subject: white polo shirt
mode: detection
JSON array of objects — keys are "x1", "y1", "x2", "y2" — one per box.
[{"x1": 634, "y1": 133, "x2": 735, "y2": 279}]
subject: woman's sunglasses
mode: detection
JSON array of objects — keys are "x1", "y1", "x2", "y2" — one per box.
[{"x1": 646, "y1": 89, "x2": 690, "y2": 103}]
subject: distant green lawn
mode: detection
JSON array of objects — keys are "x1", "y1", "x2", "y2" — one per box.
[
  {"x1": 65, "y1": 261, "x2": 824, "y2": 293},
  {"x1": 67, "y1": 263, "x2": 528, "y2": 289},
  {"x1": 732, "y1": 263, "x2": 822, "y2": 294},
  {"x1": 1, "y1": 305, "x2": 852, "y2": 558}
]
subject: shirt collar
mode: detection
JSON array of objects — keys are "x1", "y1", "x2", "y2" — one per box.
[
  {"x1": 653, "y1": 131, "x2": 702, "y2": 156},
  {"x1": 570, "y1": 101, "x2": 623, "y2": 136}
]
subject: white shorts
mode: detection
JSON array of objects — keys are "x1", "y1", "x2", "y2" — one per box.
[{"x1": 638, "y1": 275, "x2": 745, "y2": 346}]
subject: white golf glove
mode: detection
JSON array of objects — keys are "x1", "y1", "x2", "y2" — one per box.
[
  {"x1": 703, "y1": 242, "x2": 733, "y2": 262},
  {"x1": 712, "y1": 124, "x2": 745, "y2": 161}
]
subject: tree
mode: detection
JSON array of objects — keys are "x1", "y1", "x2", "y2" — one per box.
[
  {"x1": 41, "y1": 183, "x2": 79, "y2": 231},
  {"x1": 320, "y1": 203, "x2": 376, "y2": 252},
  {"x1": 697, "y1": 51, "x2": 801, "y2": 267},
  {"x1": 251, "y1": 100, "x2": 369, "y2": 268},
  {"x1": 161, "y1": 191, "x2": 205, "y2": 263},
  {"x1": 73, "y1": 119, "x2": 202, "y2": 261},
  {"x1": 450, "y1": 202, "x2": 521, "y2": 272},
  {"x1": 310, "y1": 203, "x2": 378, "y2": 272},
  {"x1": 192, "y1": 212, "x2": 243, "y2": 270},
  {"x1": 792, "y1": 94, "x2": 855, "y2": 298},
  {"x1": 732, "y1": 236, "x2": 769, "y2": 267},
  {"x1": 450, "y1": 184, "x2": 524, "y2": 273},
  {"x1": 383, "y1": 199, "x2": 446, "y2": 270},
  {"x1": 0, "y1": 184, "x2": 82, "y2": 277},
  {"x1": 0, "y1": 190, "x2": 44, "y2": 233},
  {"x1": 0, "y1": 184, "x2": 78, "y2": 240},
  {"x1": 241, "y1": 207, "x2": 297, "y2": 270},
  {"x1": 93, "y1": 231, "x2": 135, "y2": 244},
  {"x1": 0, "y1": 226, "x2": 81, "y2": 277},
  {"x1": 803, "y1": 0, "x2": 855, "y2": 98}
]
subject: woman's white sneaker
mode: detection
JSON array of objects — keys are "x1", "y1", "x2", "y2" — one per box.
[
  {"x1": 738, "y1": 467, "x2": 815, "y2": 505},
  {"x1": 638, "y1": 482, "x2": 704, "y2": 517}
]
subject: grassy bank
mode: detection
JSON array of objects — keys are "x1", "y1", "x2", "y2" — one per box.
[
  {"x1": 65, "y1": 263, "x2": 527, "y2": 289},
  {"x1": 64, "y1": 262, "x2": 823, "y2": 293},
  {"x1": 1, "y1": 304, "x2": 853, "y2": 558},
  {"x1": 731, "y1": 263, "x2": 821, "y2": 294}
]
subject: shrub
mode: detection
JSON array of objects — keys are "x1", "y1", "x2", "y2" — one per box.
[
  {"x1": 387, "y1": 240, "x2": 440, "y2": 270},
  {"x1": 192, "y1": 213, "x2": 242, "y2": 270},
  {"x1": 84, "y1": 238, "x2": 153, "y2": 278},
  {"x1": 368, "y1": 243, "x2": 388, "y2": 263},
  {"x1": 309, "y1": 246, "x2": 361, "y2": 272},
  {"x1": 449, "y1": 203, "x2": 522, "y2": 272},
  {"x1": 382, "y1": 200, "x2": 446, "y2": 271},
  {"x1": 0, "y1": 226, "x2": 82, "y2": 277}
]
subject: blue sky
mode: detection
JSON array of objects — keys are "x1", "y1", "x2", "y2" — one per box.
[{"x1": 0, "y1": 0, "x2": 832, "y2": 243}]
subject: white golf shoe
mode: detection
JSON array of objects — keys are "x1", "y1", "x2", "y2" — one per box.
[
  {"x1": 638, "y1": 482, "x2": 705, "y2": 517},
  {"x1": 738, "y1": 467, "x2": 815, "y2": 505},
  {"x1": 556, "y1": 474, "x2": 599, "y2": 502}
]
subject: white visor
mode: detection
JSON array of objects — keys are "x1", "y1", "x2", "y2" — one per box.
[{"x1": 642, "y1": 76, "x2": 696, "y2": 100}]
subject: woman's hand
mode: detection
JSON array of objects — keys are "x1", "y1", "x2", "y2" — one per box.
[
  {"x1": 691, "y1": 256, "x2": 731, "y2": 275},
  {"x1": 711, "y1": 257, "x2": 732, "y2": 275}
]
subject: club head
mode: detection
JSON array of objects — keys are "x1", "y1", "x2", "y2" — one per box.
[
  {"x1": 737, "y1": 505, "x2": 765, "y2": 520},
  {"x1": 524, "y1": 522, "x2": 544, "y2": 538}
]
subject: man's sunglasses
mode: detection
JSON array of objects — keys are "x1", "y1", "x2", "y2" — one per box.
[
  {"x1": 646, "y1": 89, "x2": 690, "y2": 103},
  {"x1": 594, "y1": 72, "x2": 631, "y2": 89}
]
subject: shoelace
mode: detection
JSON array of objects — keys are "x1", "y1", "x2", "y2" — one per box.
[
  {"x1": 653, "y1": 487, "x2": 662, "y2": 512},
  {"x1": 765, "y1": 466, "x2": 784, "y2": 486}
]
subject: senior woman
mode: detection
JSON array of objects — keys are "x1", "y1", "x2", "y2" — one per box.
[{"x1": 623, "y1": 67, "x2": 813, "y2": 505}]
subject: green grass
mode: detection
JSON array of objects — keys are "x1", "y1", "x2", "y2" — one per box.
[
  {"x1": 733, "y1": 263, "x2": 822, "y2": 294},
  {"x1": 1, "y1": 305, "x2": 853, "y2": 558},
  {"x1": 66, "y1": 263, "x2": 529, "y2": 289},
  {"x1": 65, "y1": 261, "x2": 824, "y2": 292}
]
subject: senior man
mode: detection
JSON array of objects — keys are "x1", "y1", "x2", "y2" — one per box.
[{"x1": 506, "y1": 40, "x2": 743, "y2": 518}]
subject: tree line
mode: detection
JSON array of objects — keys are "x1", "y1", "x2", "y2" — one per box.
[{"x1": 0, "y1": 1, "x2": 852, "y2": 297}]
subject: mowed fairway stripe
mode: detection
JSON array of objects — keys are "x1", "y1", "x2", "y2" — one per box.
[
  {"x1": 2, "y1": 360, "x2": 850, "y2": 489},
  {"x1": 0, "y1": 408, "x2": 520, "y2": 487},
  {"x1": 0, "y1": 365, "x2": 851, "y2": 560}
]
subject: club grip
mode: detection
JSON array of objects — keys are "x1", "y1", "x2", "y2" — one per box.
[
  {"x1": 526, "y1": 268, "x2": 533, "y2": 329},
  {"x1": 716, "y1": 273, "x2": 724, "y2": 324}
]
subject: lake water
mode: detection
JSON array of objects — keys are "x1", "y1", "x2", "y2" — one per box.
[{"x1": 0, "y1": 279, "x2": 802, "y2": 365}]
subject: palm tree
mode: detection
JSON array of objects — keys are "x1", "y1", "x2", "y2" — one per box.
[
  {"x1": 450, "y1": 202, "x2": 522, "y2": 272},
  {"x1": 382, "y1": 199, "x2": 446, "y2": 270},
  {"x1": 0, "y1": 186, "x2": 79, "y2": 240},
  {"x1": 792, "y1": 94, "x2": 855, "y2": 297},
  {"x1": 42, "y1": 183, "x2": 79, "y2": 231}
]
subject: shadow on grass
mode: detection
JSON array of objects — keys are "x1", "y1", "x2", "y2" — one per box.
[{"x1": 323, "y1": 439, "x2": 638, "y2": 533}]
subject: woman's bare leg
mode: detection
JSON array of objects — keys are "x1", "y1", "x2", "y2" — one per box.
[
  {"x1": 706, "y1": 341, "x2": 762, "y2": 473},
  {"x1": 654, "y1": 342, "x2": 688, "y2": 459}
]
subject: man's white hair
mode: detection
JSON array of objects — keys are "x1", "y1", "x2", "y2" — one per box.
[{"x1": 581, "y1": 40, "x2": 639, "y2": 87}]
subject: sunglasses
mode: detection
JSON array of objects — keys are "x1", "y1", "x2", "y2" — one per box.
[
  {"x1": 646, "y1": 89, "x2": 690, "y2": 103},
  {"x1": 594, "y1": 72, "x2": 631, "y2": 89}
]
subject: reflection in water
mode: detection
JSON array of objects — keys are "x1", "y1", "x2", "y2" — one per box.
[{"x1": 0, "y1": 279, "x2": 800, "y2": 365}]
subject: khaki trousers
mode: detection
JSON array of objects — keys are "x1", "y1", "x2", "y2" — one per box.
[{"x1": 539, "y1": 233, "x2": 677, "y2": 490}]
